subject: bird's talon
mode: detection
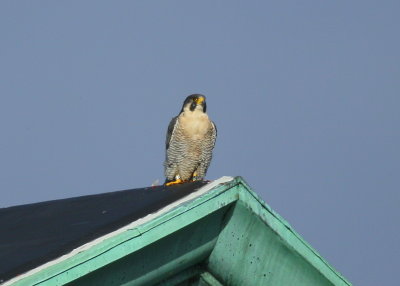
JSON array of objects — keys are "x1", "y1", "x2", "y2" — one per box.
[{"x1": 165, "y1": 178, "x2": 184, "y2": 186}]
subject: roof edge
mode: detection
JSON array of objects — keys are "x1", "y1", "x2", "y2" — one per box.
[
  {"x1": 234, "y1": 176, "x2": 351, "y2": 286},
  {"x1": 4, "y1": 176, "x2": 236, "y2": 286},
  {"x1": 5, "y1": 176, "x2": 351, "y2": 286}
]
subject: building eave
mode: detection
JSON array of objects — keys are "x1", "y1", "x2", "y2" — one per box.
[{"x1": 4, "y1": 176, "x2": 351, "y2": 286}]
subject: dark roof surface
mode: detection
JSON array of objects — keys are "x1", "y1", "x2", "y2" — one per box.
[{"x1": 0, "y1": 181, "x2": 208, "y2": 283}]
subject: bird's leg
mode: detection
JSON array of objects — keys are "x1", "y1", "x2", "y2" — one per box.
[
  {"x1": 191, "y1": 172, "x2": 202, "y2": 182},
  {"x1": 165, "y1": 175, "x2": 185, "y2": 186}
]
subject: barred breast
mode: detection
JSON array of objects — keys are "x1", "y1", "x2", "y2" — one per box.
[{"x1": 164, "y1": 112, "x2": 216, "y2": 181}]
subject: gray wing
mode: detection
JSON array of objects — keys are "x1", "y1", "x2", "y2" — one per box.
[
  {"x1": 211, "y1": 120, "x2": 217, "y2": 139},
  {"x1": 166, "y1": 116, "x2": 178, "y2": 150},
  {"x1": 210, "y1": 120, "x2": 217, "y2": 148}
]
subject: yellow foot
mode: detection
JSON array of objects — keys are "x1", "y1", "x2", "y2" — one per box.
[
  {"x1": 165, "y1": 178, "x2": 184, "y2": 186},
  {"x1": 191, "y1": 172, "x2": 205, "y2": 182},
  {"x1": 191, "y1": 172, "x2": 200, "y2": 181}
]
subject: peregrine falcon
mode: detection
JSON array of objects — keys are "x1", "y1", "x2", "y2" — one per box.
[{"x1": 164, "y1": 94, "x2": 217, "y2": 186}]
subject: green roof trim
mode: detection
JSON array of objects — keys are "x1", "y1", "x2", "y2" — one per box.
[{"x1": 6, "y1": 176, "x2": 351, "y2": 286}]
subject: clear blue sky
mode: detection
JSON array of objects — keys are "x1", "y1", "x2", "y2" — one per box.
[{"x1": 1, "y1": 2, "x2": 399, "y2": 285}]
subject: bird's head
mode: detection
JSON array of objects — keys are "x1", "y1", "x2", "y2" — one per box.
[{"x1": 181, "y1": 94, "x2": 207, "y2": 113}]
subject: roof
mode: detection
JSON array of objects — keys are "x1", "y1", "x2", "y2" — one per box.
[
  {"x1": 1, "y1": 177, "x2": 351, "y2": 286},
  {"x1": 0, "y1": 181, "x2": 208, "y2": 284}
]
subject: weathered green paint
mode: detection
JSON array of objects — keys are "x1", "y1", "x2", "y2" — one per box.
[
  {"x1": 208, "y1": 201, "x2": 335, "y2": 285},
  {"x1": 8, "y1": 177, "x2": 351, "y2": 286},
  {"x1": 66, "y1": 206, "x2": 231, "y2": 286},
  {"x1": 199, "y1": 272, "x2": 224, "y2": 286}
]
